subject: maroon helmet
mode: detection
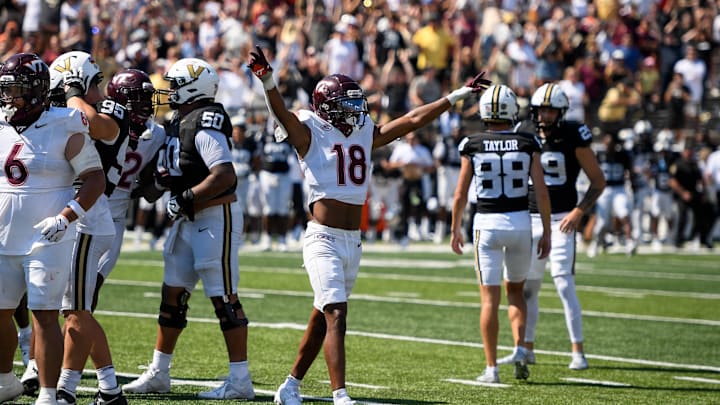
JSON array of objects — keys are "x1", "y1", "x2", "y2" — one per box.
[
  {"x1": 0, "y1": 53, "x2": 49, "y2": 130},
  {"x1": 107, "y1": 69, "x2": 155, "y2": 125},
  {"x1": 312, "y1": 74, "x2": 368, "y2": 136}
]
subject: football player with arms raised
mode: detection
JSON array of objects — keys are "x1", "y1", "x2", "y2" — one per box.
[
  {"x1": 498, "y1": 83, "x2": 606, "y2": 371},
  {"x1": 0, "y1": 53, "x2": 105, "y2": 405},
  {"x1": 123, "y1": 58, "x2": 254, "y2": 400},
  {"x1": 248, "y1": 45, "x2": 490, "y2": 405}
]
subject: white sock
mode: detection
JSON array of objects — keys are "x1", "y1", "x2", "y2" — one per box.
[
  {"x1": 332, "y1": 387, "x2": 349, "y2": 400},
  {"x1": 57, "y1": 369, "x2": 82, "y2": 395},
  {"x1": 37, "y1": 387, "x2": 57, "y2": 402},
  {"x1": 151, "y1": 349, "x2": 172, "y2": 372},
  {"x1": 524, "y1": 278, "x2": 542, "y2": 343},
  {"x1": 18, "y1": 326, "x2": 31, "y2": 339},
  {"x1": 485, "y1": 366, "x2": 498, "y2": 374},
  {"x1": 554, "y1": 274, "x2": 584, "y2": 343},
  {"x1": 229, "y1": 361, "x2": 249, "y2": 380},
  {"x1": 285, "y1": 374, "x2": 301, "y2": 388},
  {"x1": 96, "y1": 365, "x2": 119, "y2": 391}
]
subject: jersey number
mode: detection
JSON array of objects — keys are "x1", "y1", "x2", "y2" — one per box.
[
  {"x1": 474, "y1": 151, "x2": 530, "y2": 198},
  {"x1": 332, "y1": 144, "x2": 366, "y2": 186},
  {"x1": 201, "y1": 112, "x2": 224, "y2": 130},
  {"x1": 99, "y1": 100, "x2": 126, "y2": 120},
  {"x1": 541, "y1": 151, "x2": 567, "y2": 186},
  {"x1": 117, "y1": 151, "x2": 143, "y2": 191},
  {"x1": 3, "y1": 143, "x2": 28, "y2": 186}
]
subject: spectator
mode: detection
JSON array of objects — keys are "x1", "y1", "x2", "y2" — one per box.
[
  {"x1": 673, "y1": 45, "x2": 706, "y2": 126},
  {"x1": 412, "y1": 11, "x2": 455, "y2": 78},
  {"x1": 669, "y1": 144, "x2": 714, "y2": 249}
]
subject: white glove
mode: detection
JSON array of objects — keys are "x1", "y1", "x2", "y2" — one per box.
[
  {"x1": 34, "y1": 215, "x2": 70, "y2": 243},
  {"x1": 63, "y1": 68, "x2": 86, "y2": 92},
  {"x1": 166, "y1": 196, "x2": 182, "y2": 220}
]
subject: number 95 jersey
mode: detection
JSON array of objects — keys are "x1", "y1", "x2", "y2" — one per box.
[
  {"x1": 459, "y1": 130, "x2": 541, "y2": 213},
  {"x1": 528, "y1": 121, "x2": 593, "y2": 213},
  {"x1": 298, "y1": 109, "x2": 373, "y2": 207}
]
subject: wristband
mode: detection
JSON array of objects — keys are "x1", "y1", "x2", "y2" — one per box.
[
  {"x1": 261, "y1": 75, "x2": 276, "y2": 91},
  {"x1": 446, "y1": 87, "x2": 472, "y2": 105},
  {"x1": 66, "y1": 199, "x2": 86, "y2": 219},
  {"x1": 65, "y1": 86, "x2": 85, "y2": 101}
]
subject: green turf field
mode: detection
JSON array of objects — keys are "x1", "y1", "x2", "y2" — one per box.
[{"x1": 11, "y1": 243, "x2": 720, "y2": 404}]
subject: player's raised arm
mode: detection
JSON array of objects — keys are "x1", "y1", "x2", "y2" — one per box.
[
  {"x1": 247, "y1": 45, "x2": 311, "y2": 156},
  {"x1": 374, "y1": 72, "x2": 491, "y2": 149}
]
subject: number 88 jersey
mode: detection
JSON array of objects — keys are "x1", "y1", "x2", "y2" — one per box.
[
  {"x1": 528, "y1": 121, "x2": 593, "y2": 213},
  {"x1": 459, "y1": 130, "x2": 541, "y2": 213}
]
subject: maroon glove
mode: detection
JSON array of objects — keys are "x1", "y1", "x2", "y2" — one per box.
[
  {"x1": 465, "y1": 71, "x2": 492, "y2": 94},
  {"x1": 247, "y1": 45, "x2": 273, "y2": 79}
]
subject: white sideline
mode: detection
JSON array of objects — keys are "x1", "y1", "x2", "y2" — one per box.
[
  {"x1": 443, "y1": 378, "x2": 511, "y2": 388},
  {"x1": 673, "y1": 376, "x2": 720, "y2": 384},
  {"x1": 561, "y1": 377, "x2": 631, "y2": 387}
]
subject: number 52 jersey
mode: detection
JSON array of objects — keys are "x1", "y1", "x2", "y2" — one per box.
[{"x1": 459, "y1": 130, "x2": 541, "y2": 214}]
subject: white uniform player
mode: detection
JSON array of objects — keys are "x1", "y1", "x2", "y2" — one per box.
[
  {"x1": 450, "y1": 84, "x2": 551, "y2": 385},
  {"x1": 0, "y1": 52, "x2": 104, "y2": 405},
  {"x1": 249, "y1": 44, "x2": 490, "y2": 405}
]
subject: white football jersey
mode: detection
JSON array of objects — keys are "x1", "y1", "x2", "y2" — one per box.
[
  {"x1": 0, "y1": 107, "x2": 90, "y2": 254},
  {"x1": 298, "y1": 110, "x2": 374, "y2": 206},
  {"x1": 107, "y1": 120, "x2": 166, "y2": 220}
]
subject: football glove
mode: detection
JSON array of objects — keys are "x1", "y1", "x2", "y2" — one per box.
[
  {"x1": 247, "y1": 45, "x2": 273, "y2": 80},
  {"x1": 63, "y1": 68, "x2": 86, "y2": 100},
  {"x1": 446, "y1": 71, "x2": 492, "y2": 105},
  {"x1": 166, "y1": 189, "x2": 195, "y2": 221},
  {"x1": 34, "y1": 214, "x2": 70, "y2": 243}
]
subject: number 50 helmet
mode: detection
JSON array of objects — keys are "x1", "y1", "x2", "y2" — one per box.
[
  {"x1": 157, "y1": 58, "x2": 218, "y2": 109},
  {"x1": 0, "y1": 52, "x2": 50, "y2": 129},
  {"x1": 529, "y1": 83, "x2": 568, "y2": 129},
  {"x1": 312, "y1": 74, "x2": 368, "y2": 136},
  {"x1": 479, "y1": 84, "x2": 519, "y2": 125}
]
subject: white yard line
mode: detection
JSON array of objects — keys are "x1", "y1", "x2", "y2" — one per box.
[
  {"x1": 319, "y1": 380, "x2": 389, "y2": 390},
  {"x1": 93, "y1": 310, "x2": 720, "y2": 373},
  {"x1": 673, "y1": 376, "x2": 720, "y2": 384},
  {"x1": 442, "y1": 378, "x2": 511, "y2": 388},
  {"x1": 561, "y1": 377, "x2": 631, "y2": 387}
]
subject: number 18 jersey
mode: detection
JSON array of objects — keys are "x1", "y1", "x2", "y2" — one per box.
[
  {"x1": 459, "y1": 130, "x2": 541, "y2": 213},
  {"x1": 298, "y1": 110, "x2": 373, "y2": 207}
]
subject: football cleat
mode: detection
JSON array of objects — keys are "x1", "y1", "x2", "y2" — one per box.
[
  {"x1": 514, "y1": 361, "x2": 530, "y2": 380},
  {"x1": 20, "y1": 362, "x2": 39, "y2": 396},
  {"x1": 274, "y1": 380, "x2": 302, "y2": 405},
  {"x1": 569, "y1": 352, "x2": 589, "y2": 370},
  {"x1": 90, "y1": 388, "x2": 128, "y2": 404},
  {"x1": 526, "y1": 350, "x2": 536, "y2": 365},
  {"x1": 56, "y1": 388, "x2": 77, "y2": 405},
  {"x1": 475, "y1": 368, "x2": 500, "y2": 384},
  {"x1": 334, "y1": 397, "x2": 356, "y2": 405},
  {"x1": 197, "y1": 375, "x2": 254, "y2": 400},
  {"x1": 0, "y1": 374, "x2": 23, "y2": 403},
  {"x1": 122, "y1": 367, "x2": 171, "y2": 394}
]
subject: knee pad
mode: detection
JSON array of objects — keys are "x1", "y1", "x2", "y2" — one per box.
[
  {"x1": 214, "y1": 299, "x2": 249, "y2": 331},
  {"x1": 158, "y1": 290, "x2": 190, "y2": 329}
]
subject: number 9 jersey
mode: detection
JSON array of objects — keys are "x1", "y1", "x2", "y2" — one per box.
[{"x1": 528, "y1": 121, "x2": 593, "y2": 213}]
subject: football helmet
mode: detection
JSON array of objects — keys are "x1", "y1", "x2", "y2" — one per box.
[
  {"x1": 107, "y1": 69, "x2": 155, "y2": 125},
  {"x1": 478, "y1": 84, "x2": 518, "y2": 124},
  {"x1": 0, "y1": 53, "x2": 50, "y2": 129},
  {"x1": 158, "y1": 58, "x2": 218, "y2": 109},
  {"x1": 48, "y1": 51, "x2": 103, "y2": 105},
  {"x1": 529, "y1": 83, "x2": 568, "y2": 129},
  {"x1": 312, "y1": 74, "x2": 368, "y2": 136}
]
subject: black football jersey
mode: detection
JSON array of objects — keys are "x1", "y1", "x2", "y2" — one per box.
[
  {"x1": 650, "y1": 151, "x2": 676, "y2": 192},
  {"x1": 259, "y1": 131, "x2": 292, "y2": 173},
  {"x1": 459, "y1": 130, "x2": 541, "y2": 213},
  {"x1": 596, "y1": 142, "x2": 632, "y2": 186},
  {"x1": 93, "y1": 98, "x2": 129, "y2": 196},
  {"x1": 528, "y1": 121, "x2": 593, "y2": 213}
]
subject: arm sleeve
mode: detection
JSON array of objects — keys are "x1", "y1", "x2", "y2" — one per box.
[{"x1": 195, "y1": 129, "x2": 232, "y2": 169}]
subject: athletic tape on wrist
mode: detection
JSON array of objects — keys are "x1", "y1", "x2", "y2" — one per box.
[{"x1": 66, "y1": 199, "x2": 86, "y2": 219}]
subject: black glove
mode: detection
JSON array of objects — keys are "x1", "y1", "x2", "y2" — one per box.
[{"x1": 166, "y1": 189, "x2": 195, "y2": 221}]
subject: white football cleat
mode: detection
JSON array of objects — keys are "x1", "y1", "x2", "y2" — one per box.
[
  {"x1": 197, "y1": 375, "x2": 254, "y2": 400},
  {"x1": 0, "y1": 373, "x2": 23, "y2": 403},
  {"x1": 475, "y1": 369, "x2": 500, "y2": 384},
  {"x1": 274, "y1": 380, "x2": 302, "y2": 405},
  {"x1": 569, "y1": 352, "x2": 589, "y2": 370},
  {"x1": 122, "y1": 367, "x2": 171, "y2": 394},
  {"x1": 20, "y1": 362, "x2": 39, "y2": 396},
  {"x1": 586, "y1": 240, "x2": 598, "y2": 258},
  {"x1": 334, "y1": 397, "x2": 356, "y2": 405}
]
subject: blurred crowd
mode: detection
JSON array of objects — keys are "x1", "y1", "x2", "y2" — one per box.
[{"x1": 2, "y1": 0, "x2": 720, "y2": 250}]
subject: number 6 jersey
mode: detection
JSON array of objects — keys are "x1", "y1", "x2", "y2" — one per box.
[
  {"x1": 459, "y1": 130, "x2": 541, "y2": 214},
  {"x1": 297, "y1": 109, "x2": 373, "y2": 207}
]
